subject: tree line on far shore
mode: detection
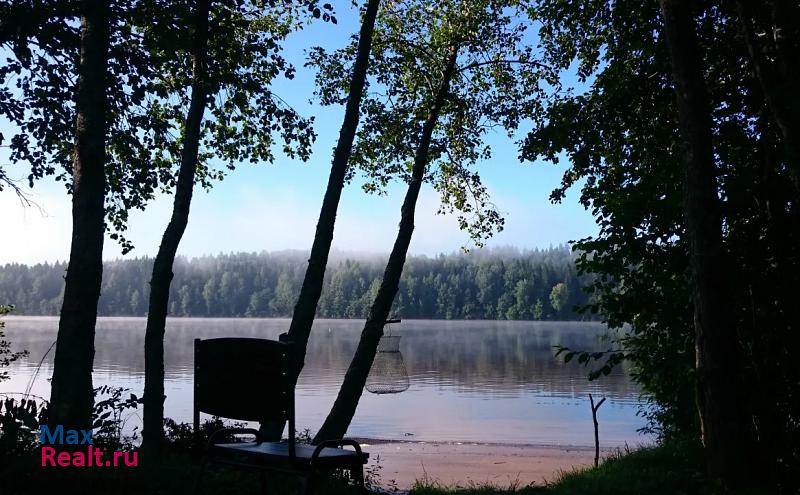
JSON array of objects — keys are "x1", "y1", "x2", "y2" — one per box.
[{"x1": 0, "y1": 247, "x2": 592, "y2": 321}]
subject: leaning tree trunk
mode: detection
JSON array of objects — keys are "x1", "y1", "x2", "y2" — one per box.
[
  {"x1": 313, "y1": 47, "x2": 459, "y2": 444},
  {"x1": 737, "y1": 0, "x2": 800, "y2": 194},
  {"x1": 141, "y1": 0, "x2": 211, "y2": 461},
  {"x1": 48, "y1": 0, "x2": 110, "y2": 432},
  {"x1": 260, "y1": 0, "x2": 381, "y2": 440},
  {"x1": 284, "y1": 0, "x2": 380, "y2": 375},
  {"x1": 659, "y1": 0, "x2": 755, "y2": 487}
]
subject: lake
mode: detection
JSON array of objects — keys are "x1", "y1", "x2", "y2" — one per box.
[{"x1": 0, "y1": 317, "x2": 651, "y2": 448}]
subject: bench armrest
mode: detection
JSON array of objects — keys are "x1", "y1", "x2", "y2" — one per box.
[
  {"x1": 310, "y1": 438, "x2": 365, "y2": 465},
  {"x1": 207, "y1": 427, "x2": 264, "y2": 447}
]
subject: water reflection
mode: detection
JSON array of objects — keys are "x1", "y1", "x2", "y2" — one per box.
[{"x1": 1, "y1": 317, "x2": 649, "y2": 447}]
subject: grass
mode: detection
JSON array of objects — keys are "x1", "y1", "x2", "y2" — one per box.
[{"x1": 409, "y1": 442, "x2": 719, "y2": 495}]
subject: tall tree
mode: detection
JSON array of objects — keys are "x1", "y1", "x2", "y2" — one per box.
[
  {"x1": 1, "y1": 1, "x2": 215, "y2": 430},
  {"x1": 658, "y1": 0, "x2": 754, "y2": 485},
  {"x1": 140, "y1": 0, "x2": 323, "y2": 456},
  {"x1": 261, "y1": 0, "x2": 381, "y2": 439},
  {"x1": 549, "y1": 282, "x2": 568, "y2": 314},
  {"x1": 0, "y1": 0, "x2": 320, "y2": 432},
  {"x1": 313, "y1": 0, "x2": 549, "y2": 443},
  {"x1": 1, "y1": 1, "x2": 186, "y2": 253},
  {"x1": 48, "y1": 0, "x2": 110, "y2": 431},
  {"x1": 314, "y1": 47, "x2": 458, "y2": 442},
  {"x1": 524, "y1": 0, "x2": 798, "y2": 488},
  {"x1": 141, "y1": 0, "x2": 211, "y2": 459}
]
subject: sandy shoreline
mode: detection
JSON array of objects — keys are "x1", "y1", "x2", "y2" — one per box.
[{"x1": 356, "y1": 440, "x2": 616, "y2": 491}]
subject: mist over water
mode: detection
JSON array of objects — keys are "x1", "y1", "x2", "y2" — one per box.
[{"x1": 1, "y1": 317, "x2": 650, "y2": 447}]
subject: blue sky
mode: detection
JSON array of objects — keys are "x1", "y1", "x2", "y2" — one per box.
[{"x1": 0, "y1": 3, "x2": 597, "y2": 265}]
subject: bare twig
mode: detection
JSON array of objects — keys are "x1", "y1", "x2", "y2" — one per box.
[{"x1": 589, "y1": 393, "x2": 607, "y2": 468}]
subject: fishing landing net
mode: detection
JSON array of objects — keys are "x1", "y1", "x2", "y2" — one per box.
[{"x1": 365, "y1": 334, "x2": 410, "y2": 395}]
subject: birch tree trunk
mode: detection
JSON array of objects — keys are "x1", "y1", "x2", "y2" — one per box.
[
  {"x1": 260, "y1": 0, "x2": 381, "y2": 441},
  {"x1": 314, "y1": 47, "x2": 459, "y2": 444},
  {"x1": 142, "y1": 0, "x2": 211, "y2": 461},
  {"x1": 48, "y1": 0, "x2": 110, "y2": 432}
]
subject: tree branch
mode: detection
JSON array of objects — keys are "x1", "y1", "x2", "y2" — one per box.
[{"x1": 457, "y1": 58, "x2": 548, "y2": 73}]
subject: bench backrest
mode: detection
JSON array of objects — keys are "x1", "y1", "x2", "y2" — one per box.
[{"x1": 193, "y1": 338, "x2": 295, "y2": 445}]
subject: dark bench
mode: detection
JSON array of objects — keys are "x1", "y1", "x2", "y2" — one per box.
[{"x1": 193, "y1": 337, "x2": 368, "y2": 494}]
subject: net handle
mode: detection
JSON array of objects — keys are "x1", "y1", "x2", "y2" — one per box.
[{"x1": 383, "y1": 318, "x2": 401, "y2": 336}]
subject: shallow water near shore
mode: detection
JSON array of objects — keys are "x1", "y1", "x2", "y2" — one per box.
[{"x1": 1, "y1": 317, "x2": 650, "y2": 448}]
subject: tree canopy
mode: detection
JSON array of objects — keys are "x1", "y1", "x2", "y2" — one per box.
[
  {"x1": 524, "y1": 0, "x2": 799, "y2": 486},
  {"x1": 0, "y1": 0, "x2": 320, "y2": 252},
  {"x1": 308, "y1": 0, "x2": 554, "y2": 246}
]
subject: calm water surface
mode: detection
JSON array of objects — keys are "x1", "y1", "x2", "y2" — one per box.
[{"x1": 1, "y1": 317, "x2": 651, "y2": 447}]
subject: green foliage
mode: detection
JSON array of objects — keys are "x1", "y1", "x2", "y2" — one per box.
[
  {"x1": 137, "y1": 0, "x2": 321, "y2": 176},
  {"x1": 524, "y1": 0, "x2": 800, "y2": 484},
  {"x1": 0, "y1": 384, "x2": 142, "y2": 465},
  {"x1": 544, "y1": 442, "x2": 709, "y2": 495},
  {"x1": 0, "y1": 306, "x2": 41, "y2": 465},
  {"x1": 553, "y1": 345, "x2": 625, "y2": 381},
  {"x1": 0, "y1": 305, "x2": 26, "y2": 382},
  {"x1": 409, "y1": 442, "x2": 712, "y2": 495},
  {"x1": 162, "y1": 415, "x2": 247, "y2": 453},
  {"x1": 411, "y1": 443, "x2": 712, "y2": 495},
  {"x1": 532, "y1": 299, "x2": 543, "y2": 320},
  {"x1": 0, "y1": 397, "x2": 46, "y2": 463},
  {"x1": 548, "y1": 282, "x2": 568, "y2": 313},
  {"x1": 525, "y1": 0, "x2": 702, "y2": 432},
  {"x1": 0, "y1": 248, "x2": 592, "y2": 320},
  {"x1": 92, "y1": 385, "x2": 141, "y2": 451},
  {"x1": 0, "y1": 0, "x2": 320, "y2": 253},
  {"x1": 309, "y1": 0, "x2": 555, "y2": 247}
]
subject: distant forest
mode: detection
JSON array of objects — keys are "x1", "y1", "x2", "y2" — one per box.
[{"x1": 0, "y1": 247, "x2": 594, "y2": 320}]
